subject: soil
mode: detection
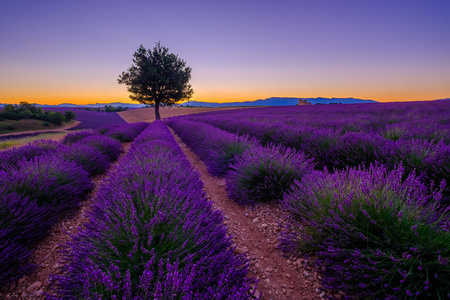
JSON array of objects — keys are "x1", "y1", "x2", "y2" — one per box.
[
  {"x1": 118, "y1": 106, "x2": 242, "y2": 123},
  {"x1": 170, "y1": 129, "x2": 325, "y2": 300}
]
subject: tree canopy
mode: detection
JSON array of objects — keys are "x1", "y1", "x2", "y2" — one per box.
[{"x1": 118, "y1": 42, "x2": 193, "y2": 119}]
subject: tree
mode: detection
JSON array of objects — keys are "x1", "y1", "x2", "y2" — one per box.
[
  {"x1": 118, "y1": 42, "x2": 193, "y2": 120},
  {"x1": 64, "y1": 110, "x2": 76, "y2": 121}
]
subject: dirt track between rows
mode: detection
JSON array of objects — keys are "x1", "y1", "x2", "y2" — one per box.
[{"x1": 170, "y1": 128, "x2": 323, "y2": 300}]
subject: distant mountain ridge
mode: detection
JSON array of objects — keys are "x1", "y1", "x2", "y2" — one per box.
[
  {"x1": 182, "y1": 97, "x2": 378, "y2": 107},
  {"x1": 2, "y1": 97, "x2": 450, "y2": 108}
]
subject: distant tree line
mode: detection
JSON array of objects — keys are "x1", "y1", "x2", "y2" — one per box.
[
  {"x1": 81, "y1": 105, "x2": 129, "y2": 113},
  {"x1": 0, "y1": 101, "x2": 76, "y2": 125}
]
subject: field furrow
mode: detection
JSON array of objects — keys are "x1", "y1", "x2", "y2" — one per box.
[{"x1": 170, "y1": 128, "x2": 323, "y2": 299}]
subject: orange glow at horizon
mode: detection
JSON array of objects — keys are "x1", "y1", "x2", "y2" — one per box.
[
  {"x1": 1, "y1": 87, "x2": 449, "y2": 106},
  {"x1": 1, "y1": 70, "x2": 449, "y2": 105}
]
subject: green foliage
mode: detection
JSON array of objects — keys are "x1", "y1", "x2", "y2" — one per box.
[
  {"x1": 18, "y1": 109, "x2": 32, "y2": 119},
  {"x1": 104, "y1": 105, "x2": 127, "y2": 112},
  {"x1": 3, "y1": 104, "x2": 16, "y2": 112},
  {"x1": 82, "y1": 106, "x2": 127, "y2": 113},
  {"x1": 0, "y1": 111, "x2": 21, "y2": 120},
  {"x1": 384, "y1": 126, "x2": 405, "y2": 141},
  {"x1": 44, "y1": 111, "x2": 66, "y2": 125},
  {"x1": 0, "y1": 102, "x2": 69, "y2": 125},
  {"x1": 118, "y1": 42, "x2": 193, "y2": 119},
  {"x1": 64, "y1": 110, "x2": 76, "y2": 121}
]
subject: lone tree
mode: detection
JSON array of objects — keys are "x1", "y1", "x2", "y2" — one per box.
[{"x1": 118, "y1": 42, "x2": 193, "y2": 119}]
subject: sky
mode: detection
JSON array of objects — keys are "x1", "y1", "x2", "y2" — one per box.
[{"x1": 1, "y1": 0, "x2": 449, "y2": 105}]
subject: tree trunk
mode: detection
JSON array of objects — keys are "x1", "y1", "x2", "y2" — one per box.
[{"x1": 155, "y1": 102, "x2": 161, "y2": 120}]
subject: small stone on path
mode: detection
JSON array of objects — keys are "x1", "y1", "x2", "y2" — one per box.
[{"x1": 26, "y1": 281, "x2": 42, "y2": 294}]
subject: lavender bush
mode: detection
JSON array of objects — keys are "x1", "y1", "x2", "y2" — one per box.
[
  {"x1": 0, "y1": 155, "x2": 92, "y2": 284},
  {"x1": 78, "y1": 135, "x2": 123, "y2": 161},
  {"x1": 0, "y1": 155, "x2": 93, "y2": 208},
  {"x1": 282, "y1": 165, "x2": 450, "y2": 299},
  {"x1": 327, "y1": 132, "x2": 385, "y2": 170},
  {"x1": 56, "y1": 143, "x2": 110, "y2": 176},
  {"x1": 0, "y1": 139, "x2": 60, "y2": 170},
  {"x1": 378, "y1": 139, "x2": 450, "y2": 202},
  {"x1": 383, "y1": 120, "x2": 450, "y2": 144},
  {"x1": 226, "y1": 144, "x2": 314, "y2": 204},
  {"x1": 0, "y1": 192, "x2": 54, "y2": 284},
  {"x1": 106, "y1": 122, "x2": 149, "y2": 142},
  {"x1": 167, "y1": 118, "x2": 257, "y2": 176},
  {"x1": 53, "y1": 120, "x2": 255, "y2": 299},
  {"x1": 97, "y1": 124, "x2": 121, "y2": 135},
  {"x1": 62, "y1": 129, "x2": 101, "y2": 145}
]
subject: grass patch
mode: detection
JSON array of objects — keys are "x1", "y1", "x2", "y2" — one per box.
[
  {"x1": 0, "y1": 132, "x2": 67, "y2": 150},
  {"x1": 0, "y1": 119, "x2": 63, "y2": 134}
]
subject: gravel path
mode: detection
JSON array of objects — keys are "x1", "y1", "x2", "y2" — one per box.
[{"x1": 170, "y1": 128, "x2": 324, "y2": 300}]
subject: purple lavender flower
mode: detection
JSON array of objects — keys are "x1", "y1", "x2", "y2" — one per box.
[
  {"x1": 0, "y1": 155, "x2": 93, "y2": 208},
  {"x1": 78, "y1": 135, "x2": 124, "y2": 161},
  {"x1": 0, "y1": 139, "x2": 60, "y2": 170},
  {"x1": 106, "y1": 122, "x2": 149, "y2": 142},
  {"x1": 226, "y1": 144, "x2": 314, "y2": 203},
  {"x1": 55, "y1": 143, "x2": 110, "y2": 176},
  {"x1": 166, "y1": 118, "x2": 258, "y2": 176},
  {"x1": 282, "y1": 164, "x2": 450, "y2": 299},
  {"x1": 62, "y1": 129, "x2": 101, "y2": 145},
  {"x1": 53, "y1": 120, "x2": 256, "y2": 299}
]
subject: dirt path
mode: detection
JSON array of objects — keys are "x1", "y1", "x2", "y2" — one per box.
[
  {"x1": 0, "y1": 121, "x2": 81, "y2": 138},
  {"x1": 170, "y1": 128, "x2": 324, "y2": 300},
  {"x1": 0, "y1": 143, "x2": 131, "y2": 299}
]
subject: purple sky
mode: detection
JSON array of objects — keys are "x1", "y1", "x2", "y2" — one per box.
[{"x1": 1, "y1": 0, "x2": 449, "y2": 104}]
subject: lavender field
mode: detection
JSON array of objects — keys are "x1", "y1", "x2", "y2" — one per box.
[
  {"x1": 46, "y1": 107, "x2": 127, "y2": 129},
  {"x1": 167, "y1": 100, "x2": 450, "y2": 299},
  {"x1": 1, "y1": 101, "x2": 449, "y2": 299}
]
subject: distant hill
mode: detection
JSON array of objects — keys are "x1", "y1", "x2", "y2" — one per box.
[
  {"x1": 182, "y1": 97, "x2": 378, "y2": 107},
  {"x1": 3, "y1": 97, "x2": 449, "y2": 109}
]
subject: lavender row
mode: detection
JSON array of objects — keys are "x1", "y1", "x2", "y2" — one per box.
[
  {"x1": 167, "y1": 112, "x2": 450, "y2": 298},
  {"x1": 68, "y1": 121, "x2": 149, "y2": 144},
  {"x1": 166, "y1": 118, "x2": 314, "y2": 204},
  {"x1": 186, "y1": 101, "x2": 450, "y2": 143},
  {"x1": 52, "y1": 120, "x2": 256, "y2": 299},
  {"x1": 185, "y1": 112, "x2": 450, "y2": 202},
  {"x1": 282, "y1": 165, "x2": 450, "y2": 299},
  {"x1": 104, "y1": 121, "x2": 149, "y2": 142},
  {"x1": 0, "y1": 130, "x2": 127, "y2": 284},
  {"x1": 165, "y1": 118, "x2": 258, "y2": 176},
  {"x1": 0, "y1": 151, "x2": 93, "y2": 284}
]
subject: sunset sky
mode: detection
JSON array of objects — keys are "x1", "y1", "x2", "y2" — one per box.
[{"x1": 1, "y1": 0, "x2": 449, "y2": 105}]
